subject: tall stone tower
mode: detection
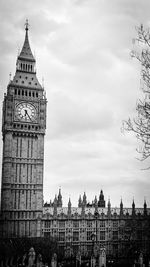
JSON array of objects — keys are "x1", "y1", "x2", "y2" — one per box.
[{"x1": 0, "y1": 21, "x2": 47, "y2": 237}]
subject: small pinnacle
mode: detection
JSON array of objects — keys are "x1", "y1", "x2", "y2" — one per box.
[
  {"x1": 42, "y1": 77, "x2": 44, "y2": 88},
  {"x1": 9, "y1": 72, "x2": 12, "y2": 82},
  {"x1": 25, "y1": 19, "x2": 29, "y2": 31}
]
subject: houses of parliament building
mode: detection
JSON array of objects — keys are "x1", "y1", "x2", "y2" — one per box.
[{"x1": 0, "y1": 22, "x2": 150, "y2": 260}]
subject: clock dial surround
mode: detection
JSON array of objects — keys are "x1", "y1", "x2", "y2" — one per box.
[{"x1": 15, "y1": 102, "x2": 37, "y2": 122}]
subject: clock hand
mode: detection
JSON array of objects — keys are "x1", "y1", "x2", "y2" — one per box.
[
  {"x1": 27, "y1": 113, "x2": 32, "y2": 121},
  {"x1": 24, "y1": 109, "x2": 32, "y2": 121},
  {"x1": 24, "y1": 109, "x2": 28, "y2": 116}
]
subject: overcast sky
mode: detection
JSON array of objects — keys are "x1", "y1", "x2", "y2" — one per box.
[{"x1": 0, "y1": 0, "x2": 150, "y2": 208}]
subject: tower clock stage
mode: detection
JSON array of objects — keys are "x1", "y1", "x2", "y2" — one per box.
[{"x1": 0, "y1": 21, "x2": 47, "y2": 238}]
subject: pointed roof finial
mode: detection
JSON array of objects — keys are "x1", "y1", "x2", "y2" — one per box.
[
  {"x1": 42, "y1": 77, "x2": 45, "y2": 88},
  {"x1": 132, "y1": 197, "x2": 135, "y2": 205},
  {"x1": 9, "y1": 72, "x2": 12, "y2": 82},
  {"x1": 25, "y1": 19, "x2": 29, "y2": 31},
  {"x1": 18, "y1": 19, "x2": 35, "y2": 62}
]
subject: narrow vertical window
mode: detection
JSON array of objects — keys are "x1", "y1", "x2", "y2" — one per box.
[
  {"x1": 15, "y1": 164, "x2": 18, "y2": 182},
  {"x1": 14, "y1": 191, "x2": 16, "y2": 209},
  {"x1": 29, "y1": 221, "x2": 30, "y2": 236},
  {"x1": 30, "y1": 165, "x2": 32, "y2": 183},
  {"x1": 27, "y1": 164, "x2": 28, "y2": 183},
  {"x1": 16, "y1": 138, "x2": 18, "y2": 157},
  {"x1": 31, "y1": 138, "x2": 33, "y2": 158},
  {"x1": 20, "y1": 138, "x2": 22, "y2": 157},
  {"x1": 25, "y1": 221, "x2": 27, "y2": 236},
  {"x1": 26, "y1": 190, "x2": 28, "y2": 209},
  {"x1": 30, "y1": 190, "x2": 31, "y2": 209},
  {"x1": 27, "y1": 139, "x2": 30, "y2": 158},
  {"x1": 18, "y1": 191, "x2": 20, "y2": 209},
  {"x1": 19, "y1": 164, "x2": 21, "y2": 183}
]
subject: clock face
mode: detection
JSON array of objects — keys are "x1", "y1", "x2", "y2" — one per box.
[{"x1": 15, "y1": 102, "x2": 37, "y2": 122}]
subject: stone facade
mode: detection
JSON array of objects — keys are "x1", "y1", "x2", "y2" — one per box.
[
  {"x1": 0, "y1": 21, "x2": 47, "y2": 238},
  {"x1": 42, "y1": 191, "x2": 150, "y2": 259}
]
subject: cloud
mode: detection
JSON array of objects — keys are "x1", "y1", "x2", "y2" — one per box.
[{"x1": 47, "y1": 91, "x2": 115, "y2": 139}]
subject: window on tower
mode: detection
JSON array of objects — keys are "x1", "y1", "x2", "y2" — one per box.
[
  {"x1": 100, "y1": 220, "x2": 105, "y2": 228},
  {"x1": 87, "y1": 231, "x2": 93, "y2": 241},
  {"x1": 73, "y1": 231, "x2": 79, "y2": 241},
  {"x1": 100, "y1": 231, "x2": 105, "y2": 241}
]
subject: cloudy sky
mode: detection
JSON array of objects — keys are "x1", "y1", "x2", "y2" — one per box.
[{"x1": 0, "y1": 0, "x2": 150, "y2": 208}]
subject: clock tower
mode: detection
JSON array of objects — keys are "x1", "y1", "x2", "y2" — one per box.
[{"x1": 0, "y1": 21, "x2": 47, "y2": 237}]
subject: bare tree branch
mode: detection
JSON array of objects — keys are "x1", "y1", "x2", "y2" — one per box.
[{"x1": 123, "y1": 25, "x2": 150, "y2": 163}]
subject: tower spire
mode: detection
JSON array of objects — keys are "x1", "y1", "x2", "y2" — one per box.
[
  {"x1": 18, "y1": 19, "x2": 35, "y2": 63},
  {"x1": 10, "y1": 21, "x2": 42, "y2": 88}
]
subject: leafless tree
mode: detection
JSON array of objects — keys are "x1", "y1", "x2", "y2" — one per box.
[{"x1": 123, "y1": 24, "x2": 150, "y2": 162}]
